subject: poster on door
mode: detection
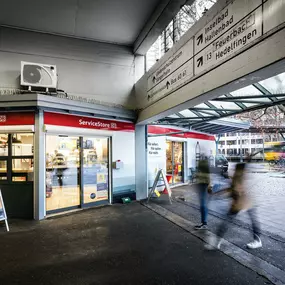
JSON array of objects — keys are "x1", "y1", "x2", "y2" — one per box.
[
  {"x1": 148, "y1": 139, "x2": 165, "y2": 157},
  {"x1": 96, "y1": 173, "x2": 108, "y2": 199},
  {"x1": 148, "y1": 137, "x2": 167, "y2": 189}
]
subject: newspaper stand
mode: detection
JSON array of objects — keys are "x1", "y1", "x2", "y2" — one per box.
[
  {"x1": 0, "y1": 190, "x2": 9, "y2": 232},
  {"x1": 147, "y1": 169, "x2": 173, "y2": 204}
]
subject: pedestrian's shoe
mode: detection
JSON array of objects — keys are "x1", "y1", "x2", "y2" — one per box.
[
  {"x1": 194, "y1": 224, "x2": 208, "y2": 230},
  {"x1": 205, "y1": 236, "x2": 222, "y2": 250},
  {"x1": 247, "y1": 238, "x2": 262, "y2": 249},
  {"x1": 217, "y1": 239, "x2": 222, "y2": 249}
]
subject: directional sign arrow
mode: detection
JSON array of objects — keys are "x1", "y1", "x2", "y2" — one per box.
[
  {"x1": 197, "y1": 34, "x2": 203, "y2": 45},
  {"x1": 197, "y1": 56, "x2": 203, "y2": 68},
  {"x1": 166, "y1": 81, "x2": 170, "y2": 89}
]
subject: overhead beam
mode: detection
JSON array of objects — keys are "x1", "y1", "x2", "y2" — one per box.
[
  {"x1": 213, "y1": 94, "x2": 285, "y2": 101},
  {"x1": 136, "y1": 25, "x2": 285, "y2": 124},
  {"x1": 224, "y1": 93, "x2": 246, "y2": 110},
  {"x1": 133, "y1": 0, "x2": 194, "y2": 55},
  {"x1": 252, "y1": 83, "x2": 276, "y2": 102},
  {"x1": 191, "y1": 98, "x2": 285, "y2": 126},
  {"x1": 215, "y1": 100, "x2": 269, "y2": 104},
  {"x1": 161, "y1": 116, "x2": 207, "y2": 122},
  {"x1": 190, "y1": 107, "x2": 240, "y2": 112}
]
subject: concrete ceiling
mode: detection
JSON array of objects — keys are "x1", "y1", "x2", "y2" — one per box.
[{"x1": 0, "y1": 0, "x2": 162, "y2": 46}]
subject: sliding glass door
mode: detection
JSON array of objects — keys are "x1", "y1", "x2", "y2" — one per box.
[
  {"x1": 46, "y1": 135, "x2": 110, "y2": 214},
  {"x1": 166, "y1": 141, "x2": 184, "y2": 185},
  {"x1": 46, "y1": 136, "x2": 80, "y2": 212},
  {"x1": 82, "y1": 137, "x2": 109, "y2": 206}
]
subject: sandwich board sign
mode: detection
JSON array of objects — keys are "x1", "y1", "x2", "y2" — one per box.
[
  {"x1": 147, "y1": 169, "x2": 173, "y2": 204},
  {"x1": 0, "y1": 190, "x2": 9, "y2": 232}
]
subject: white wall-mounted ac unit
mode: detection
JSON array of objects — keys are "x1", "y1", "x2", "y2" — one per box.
[{"x1": 21, "y1": 61, "x2": 57, "y2": 89}]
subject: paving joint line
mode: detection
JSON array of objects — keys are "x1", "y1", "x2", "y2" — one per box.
[{"x1": 142, "y1": 201, "x2": 285, "y2": 285}]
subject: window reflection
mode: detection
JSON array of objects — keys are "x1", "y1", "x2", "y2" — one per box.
[
  {"x1": 12, "y1": 133, "x2": 34, "y2": 156},
  {"x1": 0, "y1": 160, "x2": 7, "y2": 180},
  {"x1": 46, "y1": 136, "x2": 80, "y2": 212},
  {"x1": 0, "y1": 134, "x2": 8, "y2": 156},
  {"x1": 83, "y1": 138, "x2": 109, "y2": 204},
  {"x1": 0, "y1": 133, "x2": 34, "y2": 183},
  {"x1": 12, "y1": 159, "x2": 33, "y2": 182}
]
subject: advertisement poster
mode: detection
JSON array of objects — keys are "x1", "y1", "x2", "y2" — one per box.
[
  {"x1": 96, "y1": 173, "x2": 108, "y2": 199},
  {"x1": 148, "y1": 137, "x2": 167, "y2": 190}
]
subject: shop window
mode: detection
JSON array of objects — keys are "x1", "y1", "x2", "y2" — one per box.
[
  {"x1": 0, "y1": 133, "x2": 34, "y2": 184},
  {"x1": 0, "y1": 134, "x2": 8, "y2": 156},
  {"x1": 12, "y1": 134, "x2": 34, "y2": 156},
  {"x1": 12, "y1": 159, "x2": 34, "y2": 182}
]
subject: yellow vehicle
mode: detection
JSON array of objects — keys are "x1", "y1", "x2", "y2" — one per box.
[{"x1": 264, "y1": 141, "x2": 285, "y2": 161}]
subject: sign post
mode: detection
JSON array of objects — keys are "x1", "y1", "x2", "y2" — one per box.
[
  {"x1": 0, "y1": 190, "x2": 9, "y2": 232},
  {"x1": 147, "y1": 169, "x2": 172, "y2": 204}
]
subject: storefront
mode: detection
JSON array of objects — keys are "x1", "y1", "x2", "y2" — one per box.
[
  {"x1": 43, "y1": 111, "x2": 135, "y2": 214},
  {"x1": 0, "y1": 106, "x2": 136, "y2": 219},
  {"x1": 0, "y1": 112, "x2": 35, "y2": 218},
  {"x1": 0, "y1": 100, "x2": 216, "y2": 220},
  {"x1": 148, "y1": 126, "x2": 216, "y2": 188}
]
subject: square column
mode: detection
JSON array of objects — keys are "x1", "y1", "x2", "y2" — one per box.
[
  {"x1": 135, "y1": 125, "x2": 148, "y2": 200},
  {"x1": 34, "y1": 110, "x2": 46, "y2": 220}
]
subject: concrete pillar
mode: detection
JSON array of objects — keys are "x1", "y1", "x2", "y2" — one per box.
[
  {"x1": 135, "y1": 125, "x2": 148, "y2": 200},
  {"x1": 34, "y1": 110, "x2": 46, "y2": 220}
]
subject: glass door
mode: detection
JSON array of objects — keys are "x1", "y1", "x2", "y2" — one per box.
[
  {"x1": 82, "y1": 137, "x2": 109, "y2": 206},
  {"x1": 166, "y1": 141, "x2": 184, "y2": 185},
  {"x1": 166, "y1": 141, "x2": 174, "y2": 184},
  {"x1": 173, "y1": 141, "x2": 183, "y2": 184},
  {"x1": 46, "y1": 135, "x2": 80, "y2": 212}
]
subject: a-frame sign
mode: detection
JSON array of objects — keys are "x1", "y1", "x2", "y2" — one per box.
[
  {"x1": 0, "y1": 190, "x2": 9, "y2": 232},
  {"x1": 147, "y1": 169, "x2": 173, "y2": 204}
]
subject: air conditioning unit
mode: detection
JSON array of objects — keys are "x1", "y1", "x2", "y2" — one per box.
[{"x1": 21, "y1": 61, "x2": 57, "y2": 89}]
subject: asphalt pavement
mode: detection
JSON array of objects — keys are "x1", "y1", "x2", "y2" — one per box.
[{"x1": 0, "y1": 203, "x2": 272, "y2": 285}]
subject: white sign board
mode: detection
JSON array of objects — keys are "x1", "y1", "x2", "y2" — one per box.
[
  {"x1": 194, "y1": 0, "x2": 262, "y2": 54},
  {"x1": 194, "y1": 7, "x2": 262, "y2": 75},
  {"x1": 148, "y1": 38, "x2": 193, "y2": 90},
  {"x1": 144, "y1": 0, "x2": 285, "y2": 104},
  {"x1": 263, "y1": 0, "x2": 285, "y2": 34},
  {"x1": 0, "y1": 190, "x2": 9, "y2": 232},
  {"x1": 147, "y1": 38, "x2": 194, "y2": 101},
  {"x1": 148, "y1": 138, "x2": 165, "y2": 157},
  {"x1": 147, "y1": 59, "x2": 193, "y2": 102}
]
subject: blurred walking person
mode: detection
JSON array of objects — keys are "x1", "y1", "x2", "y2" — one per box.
[
  {"x1": 208, "y1": 162, "x2": 262, "y2": 249},
  {"x1": 194, "y1": 155, "x2": 210, "y2": 230}
]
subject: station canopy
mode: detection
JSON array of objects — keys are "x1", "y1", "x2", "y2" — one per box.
[{"x1": 155, "y1": 72, "x2": 285, "y2": 134}]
